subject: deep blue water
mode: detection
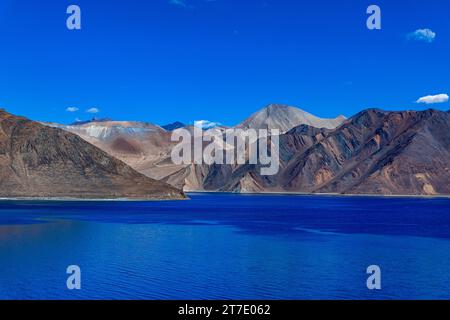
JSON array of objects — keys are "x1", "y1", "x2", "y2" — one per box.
[{"x1": 1, "y1": 193, "x2": 450, "y2": 300}]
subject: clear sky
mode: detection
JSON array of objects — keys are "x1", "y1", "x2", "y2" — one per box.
[{"x1": 0, "y1": 0, "x2": 449, "y2": 125}]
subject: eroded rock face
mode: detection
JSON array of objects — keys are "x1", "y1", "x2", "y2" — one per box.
[
  {"x1": 222, "y1": 109, "x2": 450, "y2": 195},
  {"x1": 0, "y1": 110, "x2": 185, "y2": 199}
]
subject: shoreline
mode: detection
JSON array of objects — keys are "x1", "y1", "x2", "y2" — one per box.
[
  {"x1": 186, "y1": 190, "x2": 450, "y2": 200},
  {"x1": 0, "y1": 191, "x2": 449, "y2": 201},
  {"x1": 0, "y1": 197, "x2": 189, "y2": 202}
]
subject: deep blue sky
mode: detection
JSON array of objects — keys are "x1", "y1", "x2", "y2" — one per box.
[{"x1": 0, "y1": 0, "x2": 449, "y2": 125}]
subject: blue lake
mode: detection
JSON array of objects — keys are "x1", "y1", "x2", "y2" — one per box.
[{"x1": 1, "y1": 193, "x2": 450, "y2": 300}]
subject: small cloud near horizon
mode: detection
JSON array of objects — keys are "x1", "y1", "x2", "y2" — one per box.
[
  {"x1": 194, "y1": 120, "x2": 221, "y2": 129},
  {"x1": 416, "y1": 93, "x2": 448, "y2": 104},
  {"x1": 66, "y1": 107, "x2": 79, "y2": 112},
  {"x1": 407, "y1": 28, "x2": 436, "y2": 43},
  {"x1": 86, "y1": 107, "x2": 100, "y2": 114}
]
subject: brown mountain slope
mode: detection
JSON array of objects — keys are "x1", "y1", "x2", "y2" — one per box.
[
  {"x1": 315, "y1": 109, "x2": 450, "y2": 195},
  {"x1": 0, "y1": 110, "x2": 185, "y2": 199},
  {"x1": 44, "y1": 120, "x2": 183, "y2": 184},
  {"x1": 227, "y1": 109, "x2": 450, "y2": 195}
]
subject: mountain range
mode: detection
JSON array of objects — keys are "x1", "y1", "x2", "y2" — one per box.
[
  {"x1": 0, "y1": 109, "x2": 185, "y2": 200},
  {"x1": 37, "y1": 104, "x2": 450, "y2": 197}
]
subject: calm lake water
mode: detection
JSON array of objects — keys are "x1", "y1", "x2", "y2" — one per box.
[{"x1": 1, "y1": 193, "x2": 450, "y2": 300}]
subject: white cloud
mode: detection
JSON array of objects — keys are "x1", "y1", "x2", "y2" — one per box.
[
  {"x1": 408, "y1": 29, "x2": 436, "y2": 43},
  {"x1": 66, "y1": 107, "x2": 79, "y2": 112},
  {"x1": 194, "y1": 120, "x2": 221, "y2": 130},
  {"x1": 416, "y1": 94, "x2": 449, "y2": 104},
  {"x1": 169, "y1": 0, "x2": 187, "y2": 7},
  {"x1": 86, "y1": 107, "x2": 100, "y2": 114},
  {"x1": 169, "y1": 0, "x2": 214, "y2": 9}
]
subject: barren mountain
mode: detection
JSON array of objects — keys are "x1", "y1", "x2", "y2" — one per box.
[
  {"x1": 0, "y1": 110, "x2": 185, "y2": 199},
  {"x1": 308, "y1": 109, "x2": 450, "y2": 195},
  {"x1": 220, "y1": 109, "x2": 450, "y2": 195},
  {"x1": 237, "y1": 104, "x2": 346, "y2": 132},
  {"x1": 47, "y1": 120, "x2": 234, "y2": 191},
  {"x1": 44, "y1": 107, "x2": 450, "y2": 196},
  {"x1": 47, "y1": 120, "x2": 177, "y2": 175}
]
